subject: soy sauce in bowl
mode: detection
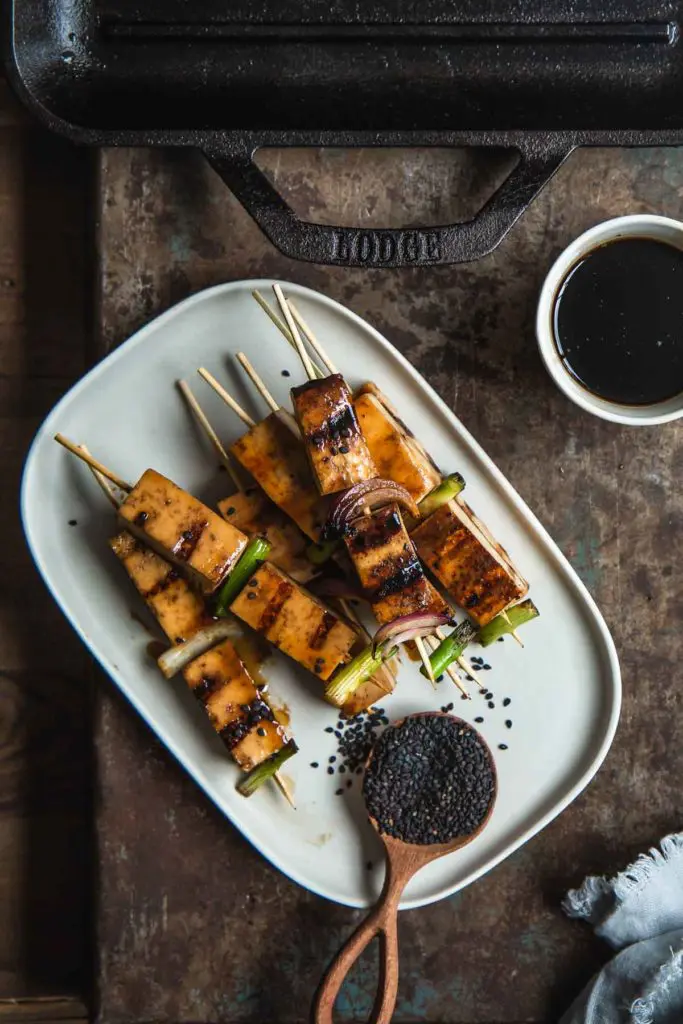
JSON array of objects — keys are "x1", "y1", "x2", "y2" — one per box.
[{"x1": 553, "y1": 237, "x2": 683, "y2": 406}]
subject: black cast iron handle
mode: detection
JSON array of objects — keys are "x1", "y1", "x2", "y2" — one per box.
[{"x1": 205, "y1": 139, "x2": 572, "y2": 268}]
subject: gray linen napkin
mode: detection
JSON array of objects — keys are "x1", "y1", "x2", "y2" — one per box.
[{"x1": 561, "y1": 834, "x2": 683, "y2": 1024}]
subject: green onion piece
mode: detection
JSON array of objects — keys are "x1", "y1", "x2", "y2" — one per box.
[
  {"x1": 477, "y1": 600, "x2": 540, "y2": 646},
  {"x1": 306, "y1": 538, "x2": 340, "y2": 565},
  {"x1": 325, "y1": 644, "x2": 399, "y2": 708},
  {"x1": 421, "y1": 621, "x2": 477, "y2": 679},
  {"x1": 237, "y1": 740, "x2": 298, "y2": 797},
  {"x1": 215, "y1": 536, "x2": 271, "y2": 616},
  {"x1": 417, "y1": 473, "x2": 466, "y2": 520}
]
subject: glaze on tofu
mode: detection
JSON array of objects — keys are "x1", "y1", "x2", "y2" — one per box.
[
  {"x1": 354, "y1": 386, "x2": 441, "y2": 502},
  {"x1": 109, "y1": 530, "x2": 207, "y2": 644},
  {"x1": 230, "y1": 561, "x2": 358, "y2": 681},
  {"x1": 411, "y1": 499, "x2": 528, "y2": 627},
  {"x1": 218, "y1": 488, "x2": 315, "y2": 583},
  {"x1": 344, "y1": 504, "x2": 448, "y2": 624},
  {"x1": 118, "y1": 469, "x2": 247, "y2": 593},
  {"x1": 291, "y1": 374, "x2": 377, "y2": 495},
  {"x1": 230, "y1": 413, "x2": 324, "y2": 541}
]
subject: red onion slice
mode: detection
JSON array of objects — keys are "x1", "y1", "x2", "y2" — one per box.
[
  {"x1": 323, "y1": 478, "x2": 420, "y2": 539},
  {"x1": 372, "y1": 611, "x2": 454, "y2": 656}
]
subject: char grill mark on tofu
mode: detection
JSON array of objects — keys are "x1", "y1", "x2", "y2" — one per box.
[
  {"x1": 109, "y1": 531, "x2": 208, "y2": 644},
  {"x1": 229, "y1": 413, "x2": 323, "y2": 541},
  {"x1": 291, "y1": 373, "x2": 377, "y2": 495},
  {"x1": 411, "y1": 499, "x2": 528, "y2": 627},
  {"x1": 183, "y1": 639, "x2": 286, "y2": 771},
  {"x1": 218, "y1": 488, "x2": 314, "y2": 583},
  {"x1": 354, "y1": 389, "x2": 441, "y2": 502},
  {"x1": 118, "y1": 468, "x2": 248, "y2": 593},
  {"x1": 344, "y1": 504, "x2": 448, "y2": 624},
  {"x1": 230, "y1": 562, "x2": 358, "y2": 681}
]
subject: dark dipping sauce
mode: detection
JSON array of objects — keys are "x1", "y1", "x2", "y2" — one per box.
[
  {"x1": 553, "y1": 237, "x2": 683, "y2": 406},
  {"x1": 363, "y1": 715, "x2": 495, "y2": 846}
]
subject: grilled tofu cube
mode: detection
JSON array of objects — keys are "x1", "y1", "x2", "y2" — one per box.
[
  {"x1": 118, "y1": 469, "x2": 247, "y2": 593},
  {"x1": 345, "y1": 504, "x2": 448, "y2": 623},
  {"x1": 109, "y1": 531, "x2": 207, "y2": 644},
  {"x1": 412, "y1": 499, "x2": 528, "y2": 627},
  {"x1": 218, "y1": 488, "x2": 314, "y2": 583},
  {"x1": 230, "y1": 413, "x2": 323, "y2": 541},
  {"x1": 354, "y1": 387, "x2": 441, "y2": 502},
  {"x1": 230, "y1": 562, "x2": 358, "y2": 681},
  {"x1": 291, "y1": 374, "x2": 377, "y2": 495},
  {"x1": 183, "y1": 638, "x2": 286, "y2": 771}
]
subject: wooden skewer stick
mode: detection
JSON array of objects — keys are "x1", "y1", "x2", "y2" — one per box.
[
  {"x1": 272, "y1": 284, "x2": 316, "y2": 381},
  {"x1": 177, "y1": 380, "x2": 244, "y2": 493},
  {"x1": 433, "y1": 627, "x2": 470, "y2": 699},
  {"x1": 197, "y1": 368, "x2": 256, "y2": 428},
  {"x1": 235, "y1": 352, "x2": 301, "y2": 438},
  {"x1": 287, "y1": 300, "x2": 337, "y2": 375},
  {"x1": 80, "y1": 444, "x2": 120, "y2": 509},
  {"x1": 252, "y1": 290, "x2": 324, "y2": 379},
  {"x1": 176, "y1": 384, "x2": 294, "y2": 809},
  {"x1": 54, "y1": 433, "x2": 132, "y2": 493},
  {"x1": 500, "y1": 609, "x2": 524, "y2": 648},
  {"x1": 415, "y1": 636, "x2": 437, "y2": 689},
  {"x1": 235, "y1": 354, "x2": 279, "y2": 414}
]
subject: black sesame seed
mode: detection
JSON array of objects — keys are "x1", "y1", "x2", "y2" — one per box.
[
  {"x1": 339, "y1": 765, "x2": 346, "y2": 774},
  {"x1": 225, "y1": 506, "x2": 236, "y2": 516},
  {"x1": 247, "y1": 591, "x2": 257, "y2": 600},
  {"x1": 346, "y1": 780, "x2": 353, "y2": 788},
  {"x1": 339, "y1": 445, "x2": 350, "y2": 454},
  {"x1": 325, "y1": 726, "x2": 334, "y2": 733},
  {"x1": 68, "y1": 519, "x2": 78, "y2": 526},
  {"x1": 505, "y1": 720, "x2": 512, "y2": 729},
  {"x1": 498, "y1": 743, "x2": 508, "y2": 750},
  {"x1": 461, "y1": 693, "x2": 468, "y2": 700},
  {"x1": 363, "y1": 715, "x2": 495, "y2": 846},
  {"x1": 366, "y1": 861, "x2": 373, "y2": 870},
  {"x1": 497, "y1": 636, "x2": 505, "y2": 642},
  {"x1": 487, "y1": 702, "x2": 495, "y2": 710},
  {"x1": 257, "y1": 727, "x2": 266, "y2": 737},
  {"x1": 485, "y1": 692, "x2": 493, "y2": 700},
  {"x1": 334, "y1": 730, "x2": 342, "y2": 739},
  {"x1": 327, "y1": 767, "x2": 334, "y2": 775},
  {"x1": 483, "y1": 664, "x2": 492, "y2": 670},
  {"x1": 329, "y1": 755, "x2": 336, "y2": 763},
  {"x1": 335, "y1": 789, "x2": 344, "y2": 796},
  {"x1": 248, "y1": 578, "x2": 258, "y2": 586},
  {"x1": 474, "y1": 717, "x2": 484, "y2": 723},
  {"x1": 503, "y1": 698, "x2": 511, "y2": 707},
  {"x1": 281, "y1": 369, "x2": 291, "y2": 377},
  {"x1": 436, "y1": 674, "x2": 444, "y2": 683},
  {"x1": 310, "y1": 762, "x2": 319, "y2": 768}
]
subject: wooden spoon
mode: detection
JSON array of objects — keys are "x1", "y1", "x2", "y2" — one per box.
[{"x1": 313, "y1": 712, "x2": 498, "y2": 1024}]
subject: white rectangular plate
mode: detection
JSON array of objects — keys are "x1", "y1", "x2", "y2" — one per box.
[{"x1": 21, "y1": 279, "x2": 620, "y2": 910}]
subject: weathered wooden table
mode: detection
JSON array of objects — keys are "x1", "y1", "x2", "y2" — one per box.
[{"x1": 89, "y1": 144, "x2": 683, "y2": 1023}]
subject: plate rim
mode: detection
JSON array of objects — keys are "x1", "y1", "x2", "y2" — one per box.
[{"x1": 20, "y1": 277, "x2": 622, "y2": 910}]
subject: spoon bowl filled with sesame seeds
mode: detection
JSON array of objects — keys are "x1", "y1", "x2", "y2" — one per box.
[{"x1": 313, "y1": 712, "x2": 497, "y2": 1024}]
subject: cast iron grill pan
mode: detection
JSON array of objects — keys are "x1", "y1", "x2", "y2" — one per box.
[{"x1": 7, "y1": 0, "x2": 683, "y2": 265}]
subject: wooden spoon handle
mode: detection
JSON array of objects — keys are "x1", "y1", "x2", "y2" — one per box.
[{"x1": 312, "y1": 857, "x2": 409, "y2": 1024}]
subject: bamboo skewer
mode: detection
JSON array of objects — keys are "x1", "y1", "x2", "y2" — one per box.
[
  {"x1": 235, "y1": 354, "x2": 279, "y2": 414},
  {"x1": 235, "y1": 352, "x2": 301, "y2": 438},
  {"x1": 197, "y1": 368, "x2": 256, "y2": 428},
  {"x1": 500, "y1": 609, "x2": 524, "y2": 648},
  {"x1": 287, "y1": 300, "x2": 338, "y2": 375},
  {"x1": 54, "y1": 433, "x2": 132, "y2": 493},
  {"x1": 415, "y1": 636, "x2": 437, "y2": 688},
  {"x1": 272, "y1": 284, "x2": 316, "y2": 381},
  {"x1": 252, "y1": 290, "x2": 325, "y2": 379},
  {"x1": 177, "y1": 380, "x2": 244, "y2": 493},
  {"x1": 79, "y1": 444, "x2": 120, "y2": 509},
  {"x1": 61, "y1": 433, "x2": 295, "y2": 809}
]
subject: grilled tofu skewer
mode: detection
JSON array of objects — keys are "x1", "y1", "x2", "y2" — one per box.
[
  {"x1": 73, "y1": 442, "x2": 296, "y2": 803},
  {"x1": 252, "y1": 294, "x2": 528, "y2": 649},
  {"x1": 55, "y1": 434, "x2": 248, "y2": 595},
  {"x1": 179, "y1": 379, "x2": 314, "y2": 583},
  {"x1": 269, "y1": 290, "x2": 443, "y2": 688}
]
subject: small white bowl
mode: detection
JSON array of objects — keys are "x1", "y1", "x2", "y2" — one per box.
[{"x1": 536, "y1": 214, "x2": 683, "y2": 426}]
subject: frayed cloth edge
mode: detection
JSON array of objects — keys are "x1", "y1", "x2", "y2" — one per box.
[{"x1": 563, "y1": 833, "x2": 683, "y2": 928}]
